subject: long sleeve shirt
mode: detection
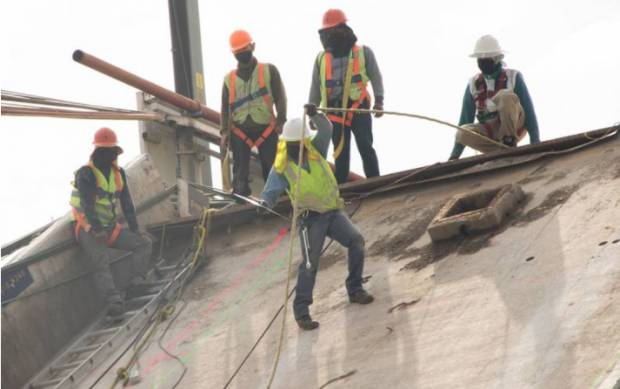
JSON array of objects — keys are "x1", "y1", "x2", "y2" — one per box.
[
  {"x1": 450, "y1": 70, "x2": 540, "y2": 159},
  {"x1": 309, "y1": 46, "x2": 384, "y2": 107},
  {"x1": 75, "y1": 166, "x2": 138, "y2": 232},
  {"x1": 260, "y1": 113, "x2": 333, "y2": 208},
  {"x1": 220, "y1": 57, "x2": 287, "y2": 136}
]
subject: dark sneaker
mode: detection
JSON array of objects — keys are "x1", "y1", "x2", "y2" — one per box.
[
  {"x1": 349, "y1": 289, "x2": 374, "y2": 305},
  {"x1": 107, "y1": 300, "x2": 125, "y2": 319},
  {"x1": 296, "y1": 315, "x2": 319, "y2": 331},
  {"x1": 502, "y1": 136, "x2": 517, "y2": 147}
]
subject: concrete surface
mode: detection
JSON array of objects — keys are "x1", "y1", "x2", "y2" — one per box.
[{"x1": 88, "y1": 137, "x2": 620, "y2": 388}]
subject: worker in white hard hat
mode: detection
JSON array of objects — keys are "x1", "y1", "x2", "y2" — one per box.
[
  {"x1": 260, "y1": 103, "x2": 374, "y2": 331},
  {"x1": 449, "y1": 35, "x2": 540, "y2": 160}
]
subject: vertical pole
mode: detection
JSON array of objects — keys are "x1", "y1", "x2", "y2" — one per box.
[{"x1": 168, "y1": 0, "x2": 212, "y2": 186}]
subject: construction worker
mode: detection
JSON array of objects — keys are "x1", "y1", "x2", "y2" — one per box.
[
  {"x1": 309, "y1": 9, "x2": 384, "y2": 184},
  {"x1": 449, "y1": 35, "x2": 540, "y2": 160},
  {"x1": 221, "y1": 29, "x2": 287, "y2": 196},
  {"x1": 70, "y1": 128, "x2": 152, "y2": 318},
  {"x1": 260, "y1": 104, "x2": 374, "y2": 331}
]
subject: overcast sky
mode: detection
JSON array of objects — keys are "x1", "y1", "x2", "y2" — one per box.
[{"x1": 2, "y1": 0, "x2": 619, "y2": 244}]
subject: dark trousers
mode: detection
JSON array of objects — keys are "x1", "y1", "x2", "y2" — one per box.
[
  {"x1": 76, "y1": 226, "x2": 152, "y2": 303},
  {"x1": 330, "y1": 111, "x2": 380, "y2": 184},
  {"x1": 231, "y1": 129, "x2": 278, "y2": 196},
  {"x1": 293, "y1": 210, "x2": 365, "y2": 320}
]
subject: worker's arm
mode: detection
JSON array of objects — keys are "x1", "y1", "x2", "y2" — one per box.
[
  {"x1": 260, "y1": 169, "x2": 289, "y2": 209},
  {"x1": 119, "y1": 169, "x2": 139, "y2": 232},
  {"x1": 268, "y1": 64, "x2": 287, "y2": 131},
  {"x1": 308, "y1": 54, "x2": 322, "y2": 106},
  {"x1": 514, "y1": 72, "x2": 540, "y2": 143},
  {"x1": 449, "y1": 85, "x2": 476, "y2": 160},
  {"x1": 310, "y1": 112, "x2": 333, "y2": 158},
  {"x1": 75, "y1": 167, "x2": 103, "y2": 231},
  {"x1": 363, "y1": 46, "x2": 384, "y2": 106}
]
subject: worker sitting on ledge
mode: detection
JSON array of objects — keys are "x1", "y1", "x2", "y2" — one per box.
[
  {"x1": 260, "y1": 103, "x2": 374, "y2": 331},
  {"x1": 449, "y1": 35, "x2": 540, "y2": 160},
  {"x1": 70, "y1": 127, "x2": 152, "y2": 318}
]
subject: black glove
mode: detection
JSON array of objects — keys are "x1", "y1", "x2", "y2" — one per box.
[{"x1": 304, "y1": 103, "x2": 318, "y2": 117}]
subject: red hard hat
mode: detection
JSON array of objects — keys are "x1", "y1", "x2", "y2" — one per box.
[
  {"x1": 93, "y1": 127, "x2": 123, "y2": 153},
  {"x1": 229, "y1": 30, "x2": 253, "y2": 53},
  {"x1": 322, "y1": 9, "x2": 347, "y2": 30}
]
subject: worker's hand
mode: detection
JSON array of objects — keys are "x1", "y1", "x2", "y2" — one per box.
[
  {"x1": 275, "y1": 124, "x2": 283, "y2": 135},
  {"x1": 373, "y1": 103, "x2": 384, "y2": 118},
  {"x1": 304, "y1": 103, "x2": 318, "y2": 117},
  {"x1": 220, "y1": 133, "x2": 229, "y2": 153},
  {"x1": 91, "y1": 229, "x2": 108, "y2": 244}
]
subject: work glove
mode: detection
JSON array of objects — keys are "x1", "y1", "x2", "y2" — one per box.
[
  {"x1": 373, "y1": 103, "x2": 384, "y2": 118},
  {"x1": 275, "y1": 123, "x2": 283, "y2": 135},
  {"x1": 304, "y1": 103, "x2": 318, "y2": 117}
]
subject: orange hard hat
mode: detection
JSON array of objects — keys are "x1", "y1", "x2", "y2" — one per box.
[
  {"x1": 229, "y1": 30, "x2": 253, "y2": 53},
  {"x1": 322, "y1": 9, "x2": 347, "y2": 30},
  {"x1": 93, "y1": 127, "x2": 123, "y2": 153}
]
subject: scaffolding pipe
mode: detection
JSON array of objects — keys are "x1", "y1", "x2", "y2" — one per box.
[{"x1": 72, "y1": 50, "x2": 220, "y2": 124}]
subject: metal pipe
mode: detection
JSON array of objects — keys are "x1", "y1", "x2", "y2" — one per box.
[{"x1": 72, "y1": 50, "x2": 220, "y2": 124}]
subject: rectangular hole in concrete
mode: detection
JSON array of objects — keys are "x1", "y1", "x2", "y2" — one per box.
[{"x1": 445, "y1": 188, "x2": 501, "y2": 217}]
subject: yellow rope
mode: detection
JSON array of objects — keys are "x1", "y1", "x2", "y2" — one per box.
[
  {"x1": 319, "y1": 106, "x2": 511, "y2": 150},
  {"x1": 266, "y1": 112, "x2": 309, "y2": 388}
]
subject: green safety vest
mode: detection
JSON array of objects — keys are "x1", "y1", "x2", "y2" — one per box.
[
  {"x1": 70, "y1": 161, "x2": 123, "y2": 227},
  {"x1": 279, "y1": 140, "x2": 344, "y2": 213},
  {"x1": 225, "y1": 63, "x2": 274, "y2": 126},
  {"x1": 318, "y1": 45, "x2": 369, "y2": 109}
]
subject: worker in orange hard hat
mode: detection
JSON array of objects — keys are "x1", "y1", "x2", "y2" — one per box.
[
  {"x1": 309, "y1": 9, "x2": 385, "y2": 184},
  {"x1": 221, "y1": 29, "x2": 287, "y2": 196},
  {"x1": 69, "y1": 127, "x2": 152, "y2": 319}
]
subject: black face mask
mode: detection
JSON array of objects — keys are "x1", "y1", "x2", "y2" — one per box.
[
  {"x1": 477, "y1": 58, "x2": 499, "y2": 75},
  {"x1": 234, "y1": 51, "x2": 253, "y2": 64},
  {"x1": 319, "y1": 25, "x2": 357, "y2": 57},
  {"x1": 287, "y1": 143, "x2": 300, "y2": 163},
  {"x1": 92, "y1": 147, "x2": 118, "y2": 168}
]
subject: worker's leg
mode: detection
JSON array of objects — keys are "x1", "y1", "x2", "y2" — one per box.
[
  {"x1": 230, "y1": 133, "x2": 252, "y2": 196},
  {"x1": 492, "y1": 90, "x2": 526, "y2": 144},
  {"x1": 326, "y1": 210, "x2": 365, "y2": 296},
  {"x1": 76, "y1": 228, "x2": 122, "y2": 304},
  {"x1": 455, "y1": 123, "x2": 503, "y2": 154},
  {"x1": 331, "y1": 120, "x2": 352, "y2": 184},
  {"x1": 351, "y1": 112, "x2": 380, "y2": 178},
  {"x1": 256, "y1": 130, "x2": 278, "y2": 182},
  {"x1": 293, "y1": 212, "x2": 330, "y2": 320},
  {"x1": 112, "y1": 229, "x2": 152, "y2": 281}
]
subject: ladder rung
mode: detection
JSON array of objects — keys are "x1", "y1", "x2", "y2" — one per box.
[
  {"x1": 140, "y1": 279, "x2": 172, "y2": 287},
  {"x1": 127, "y1": 293, "x2": 158, "y2": 305},
  {"x1": 69, "y1": 343, "x2": 102, "y2": 355},
  {"x1": 50, "y1": 360, "x2": 83, "y2": 373},
  {"x1": 87, "y1": 326, "x2": 120, "y2": 339},
  {"x1": 156, "y1": 264, "x2": 180, "y2": 272},
  {"x1": 31, "y1": 377, "x2": 63, "y2": 388}
]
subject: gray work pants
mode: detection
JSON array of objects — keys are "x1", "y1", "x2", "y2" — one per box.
[
  {"x1": 456, "y1": 90, "x2": 527, "y2": 153},
  {"x1": 76, "y1": 226, "x2": 152, "y2": 303},
  {"x1": 293, "y1": 210, "x2": 365, "y2": 320}
]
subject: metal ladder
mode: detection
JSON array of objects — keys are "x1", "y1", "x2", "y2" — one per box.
[{"x1": 26, "y1": 260, "x2": 192, "y2": 389}]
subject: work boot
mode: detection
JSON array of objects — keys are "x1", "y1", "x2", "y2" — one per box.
[
  {"x1": 296, "y1": 315, "x2": 319, "y2": 331},
  {"x1": 502, "y1": 135, "x2": 517, "y2": 147},
  {"x1": 349, "y1": 289, "x2": 374, "y2": 305},
  {"x1": 107, "y1": 300, "x2": 125, "y2": 319}
]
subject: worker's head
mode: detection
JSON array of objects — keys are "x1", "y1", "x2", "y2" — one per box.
[
  {"x1": 319, "y1": 9, "x2": 356, "y2": 54},
  {"x1": 281, "y1": 118, "x2": 312, "y2": 143},
  {"x1": 229, "y1": 30, "x2": 255, "y2": 63},
  {"x1": 470, "y1": 35, "x2": 505, "y2": 75},
  {"x1": 91, "y1": 127, "x2": 122, "y2": 166}
]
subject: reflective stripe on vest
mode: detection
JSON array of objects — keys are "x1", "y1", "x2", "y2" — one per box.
[
  {"x1": 318, "y1": 45, "x2": 369, "y2": 127},
  {"x1": 70, "y1": 161, "x2": 123, "y2": 229},
  {"x1": 226, "y1": 63, "x2": 276, "y2": 149},
  {"x1": 278, "y1": 140, "x2": 344, "y2": 213}
]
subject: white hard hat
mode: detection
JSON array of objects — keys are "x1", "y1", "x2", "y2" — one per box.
[
  {"x1": 470, "y1": 35, "x2": 505, "y2": 58},
  {"x1": 281, "y1": 117, "x2": 312, "y2": 141}
]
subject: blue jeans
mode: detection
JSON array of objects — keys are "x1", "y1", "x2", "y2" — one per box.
[{"x1": 293, "y1": 210, "x2": 365, "y2": 320}]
